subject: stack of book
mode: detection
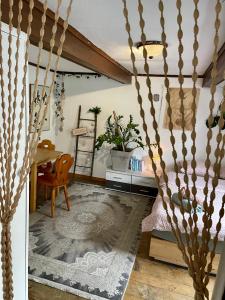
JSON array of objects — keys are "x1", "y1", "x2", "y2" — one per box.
[{"x1": 129, "y1": 156, "x2": 143, "y2": 172}]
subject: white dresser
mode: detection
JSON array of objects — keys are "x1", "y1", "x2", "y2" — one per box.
[{"x1": 106, "y1": 168, "x2": 159, "y2": 197}]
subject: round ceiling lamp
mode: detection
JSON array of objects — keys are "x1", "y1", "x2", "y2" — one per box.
[{"x1": 136, "y1": 41, "x2": 166, "y2": 59}]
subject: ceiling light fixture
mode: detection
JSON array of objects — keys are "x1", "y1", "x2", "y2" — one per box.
[{"x1": 136, "y1": 41, "x2": 166, "y2": 59}]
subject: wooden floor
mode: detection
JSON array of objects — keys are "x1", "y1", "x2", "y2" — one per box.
[{"x1": 29, "y1": 179, "x2": 215, "y2": 300}]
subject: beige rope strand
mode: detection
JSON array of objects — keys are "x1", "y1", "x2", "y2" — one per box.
[
  {"x1": 10, "y1": 0, "x2": 47, "y2": 204},
  {"x1": 122, "y1": 0, "x2": 193, "y2": 272},
  {"x1": 30, "y1": 0, "x2": 62, "y2": 141},
  {"x1": 5, "y1": 0, "x2": 14, "y2": 214},
  {"x1": 157, "y1": 0, "x2": 204, "y2": 291},
  {"x1": 13, "y1": 0, "x2": 73, "y2": 213},
  {"x1": 0, "y1": 1, "x2": 72, "y2": 299},
  {"x1": 29, "y1": 0, "x2": 48, "y2": 132},
  {"x1": 203, "y1": 144, "x2": 225, "y2": 288},
  {"x1": 0, "y1": 0, "x2": 7, "y2": 213},
  {"x1": 9, "y1": 0, "x2": 23, "y2": 201},
  {"x1": 202, "y1": 111, "x2": 225, "y2": 286},
  {"x1": 14, "y1": 0, "x2": 63, "y2": 203},
  {"x1": 137, "y1": 0, "x2": 198, "y2": 275},
  {"x1": 28, "y1": 0, "x2": 73, "y2": 175},
  {"x1": 175, "y1": 1, "x2": 205, "y2": 295},
  {"x1": 190, "y1": 0, "x2": 201, "y2": 258},
  {"x1": 200, "y1": 0, "x2": 222, "y2": 284}
]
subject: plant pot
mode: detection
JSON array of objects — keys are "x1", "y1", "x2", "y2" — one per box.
[{"x1": 110, "y1": 149, "x2": 133, "y2": 171}]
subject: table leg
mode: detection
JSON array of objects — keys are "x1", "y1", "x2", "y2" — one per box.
[{"x1": 30, "y1": 162, "x2": 37, "y2": 213}]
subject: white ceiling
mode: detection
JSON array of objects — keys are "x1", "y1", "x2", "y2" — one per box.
[{"x1": 36, "y1": 0, "x2": 225, "y2": 75}]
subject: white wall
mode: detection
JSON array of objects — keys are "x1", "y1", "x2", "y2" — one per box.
[
  {"x1": 29, "y1": 65, "x2": 56, "y2": 144},
  {"x1": 53, "y1": 75, "x2": 223, "y2": 178}
]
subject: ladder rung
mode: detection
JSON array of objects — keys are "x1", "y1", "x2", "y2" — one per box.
[
  {"x1": 76, "y1": 165, "x2": 91, "y2": 168},
  {"x1": 79, "y1": 135, "x2": 94, "y2": 138},
  {"x1": 80, "y1": 118, "x2": 95, "y2": 121},
  {"x1": 77, "y1": 150, "x2": 93, "y2": 153}
]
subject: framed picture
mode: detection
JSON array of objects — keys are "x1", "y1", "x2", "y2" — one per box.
[
  {"x1": 29, "y1": 84, "x2": 50, "y2": 132},
  {"x1": 163, "y1": 87, "x2": 200, "y2": 131}
]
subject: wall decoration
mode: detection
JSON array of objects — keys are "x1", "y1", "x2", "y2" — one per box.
[
  {"x1": 163, "y1": 87, "x2": 200, "y2": 130},
  {"x1": 29, "y1": 84, "x2": 50, "y2": 132},
  {"x1": 54, "y1": 74, "x2": 65, "y2": 132}
]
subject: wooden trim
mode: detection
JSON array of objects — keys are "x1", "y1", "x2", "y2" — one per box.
[
  {"x1": 57, "y1": 71, "x2": 101, "y2": 77},
  {"x1": 69, "y1": 173, "x2": 106, "y2": 186},
  {"x1": 28, "y1": 62, "x2": 101, "y2": 77},
  {"x1": 202, "y1": 43, "x2": 225, "y2": 87},
  {"x1": 3, "y1": 0, "x2": 132, "y2": 84},
  {"x1": 138, "y1": 74, "x2": 204, "y2": 78},
  {"x1": 28, "y1": 61, "x2": 55, "y2": 73}
]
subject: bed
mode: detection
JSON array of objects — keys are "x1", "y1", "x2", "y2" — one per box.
[{"x1": 142, "y1": 170, "x2": 225, "y2": 274}]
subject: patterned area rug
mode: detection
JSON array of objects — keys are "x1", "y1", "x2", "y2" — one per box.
[{"x1": 29, "y1": 183, "x2": 152, "y2": 300}]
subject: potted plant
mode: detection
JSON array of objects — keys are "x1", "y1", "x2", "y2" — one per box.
[{"x1": 95, "y1": 111, "x2": 144, "y2": 171}]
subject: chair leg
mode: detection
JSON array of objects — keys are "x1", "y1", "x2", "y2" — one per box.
[
  {"x1": 45, "y1": 185, "x2": 48, "y2": 201},
  {"x1": 51, "y1": 188, "x2": 56, "y2": 218},
  {"x1": 56, "y1": 187, "x2": 59, "y2": 196},
  {"x1": 63, "y1": 185, "x2": 70, "y2": 211}
]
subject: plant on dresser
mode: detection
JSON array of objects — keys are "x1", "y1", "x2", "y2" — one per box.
[{"x1": 95, "y1": 111, "x2": 144, "y2": 171}]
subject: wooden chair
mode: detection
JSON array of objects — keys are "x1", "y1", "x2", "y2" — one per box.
[
  {"x1": 38, "y1": 154, "x2": 74, "y2": 218},
  {"x1": 37, "y1": 139, "x2": 56, "y2": 174}
]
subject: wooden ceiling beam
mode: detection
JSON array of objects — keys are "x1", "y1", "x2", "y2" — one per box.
[
  {"x1": 2, "y1": 0, "x2": 132, "y2": 84},
  {"x1": 202, "y1": 43, "x2": 225, "y2": 87}
]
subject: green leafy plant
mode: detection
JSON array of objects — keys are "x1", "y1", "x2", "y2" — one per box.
[
  {"x1": 88, "y1": 106, "x2": 101, "y2": 115},
  {"x1": 95, "y1": 112, "x2": 144, "y2": 152}
]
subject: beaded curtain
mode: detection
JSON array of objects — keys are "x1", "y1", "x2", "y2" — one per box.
[
  {"x1": 0, "y1": 1, "x2": 73, "y2": 299},
  {"x1": 122, "y1": 0, "x2": 225, "y2": 299}
]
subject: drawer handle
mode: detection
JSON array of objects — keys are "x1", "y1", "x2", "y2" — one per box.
[
  {"x1": 113, "y1": 184, "x2": 122, "y2": 188},
  {"x1": 112, "y1": 176, "x2": 122, "y2": 180},
  {"x1": 139, "y1": 189, "x2": 149, "y2": 193}
]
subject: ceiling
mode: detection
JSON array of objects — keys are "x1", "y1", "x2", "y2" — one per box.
[{"x1": 36, "y1": 0, "x2": 225, "y2": 75}]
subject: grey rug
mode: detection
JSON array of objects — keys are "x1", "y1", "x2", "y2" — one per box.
[{"x1": 29, "y1": 183, "x2": 152, "y2": 300}]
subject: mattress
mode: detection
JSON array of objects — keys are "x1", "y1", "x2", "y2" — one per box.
[{"x1": 142, "y1": 171, "x2": 225, "y2": 241}]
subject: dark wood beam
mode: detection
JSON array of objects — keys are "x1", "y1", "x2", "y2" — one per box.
[
  {"x1": 2, "y1": 0, "x2": 132, "y2": 84},
  {"x1": 202, "y1": 43, "x2": 225, "y2": 87}
]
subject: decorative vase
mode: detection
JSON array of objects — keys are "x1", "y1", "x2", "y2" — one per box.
[{"x1": 110, "y1": 149, "x2": 133, "y2": 171}]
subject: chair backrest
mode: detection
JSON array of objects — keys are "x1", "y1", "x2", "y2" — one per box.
[
  {"x1": 38, "y1": 139, "x2": 55, "y2": 151},
  {"x1": 54, "y1": 154, "x2": 74, "y2": 185}
]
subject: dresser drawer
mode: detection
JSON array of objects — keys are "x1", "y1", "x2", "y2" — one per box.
[
  {"x1": 132, "y1": 175, "x2": 157, "y2": 187},
  {"x1": 131, "y1": 185, "x2": 158, "y2": 197},
  {"x1": 106, "y1": 180, "x2": 131, "y2": 192},
  {"x1": 106, "y1": 171, "x2": 131, "y2": 184}
]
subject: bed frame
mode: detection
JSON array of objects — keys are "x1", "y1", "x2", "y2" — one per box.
[{"x1": 149, "y1": 235, "x2": 220, "y2": 275}]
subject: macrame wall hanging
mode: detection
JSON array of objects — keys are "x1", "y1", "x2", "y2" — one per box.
[
  {"x1": 121, "y1": 0, "x2": 224, "y2": 300},
  {"x1": 0, "y1": 1, "x2": 73, "y2": 299}
]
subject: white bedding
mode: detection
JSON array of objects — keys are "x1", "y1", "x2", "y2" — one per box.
[{"x1": 142, "y1": 171, "x2": 225, "y2": 241}]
